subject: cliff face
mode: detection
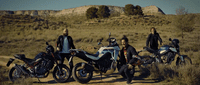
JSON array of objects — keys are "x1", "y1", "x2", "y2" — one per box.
[
  {"x1": 53, "y1": 5, "x2": 165, "y2": 16},
  {"x1": 0, "y1": 5, "x2": 165, "y2": 16},
  {"x1": 142, "y1": 5, "x2": 165, "y2": 15}
]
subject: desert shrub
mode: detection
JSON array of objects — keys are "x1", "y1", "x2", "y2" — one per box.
[
  {"x1": 175, "y1": 6, "x2": 195, "y2": 32},
  {"x1": 148, "y1": 64, "x2": 178, "y2": 81},
  {"x1": 148, "y1": 64, "x2": 200, "y2": 85},
  {"x1": 134, "y1": 5, "x2": 144, "y2": 15},
  {"x1": 124, "y1": 4, "x2": 135, "y2": 16},
  {"x1": 86, "y1": 7, "x2": 98, "y2": 19},
  {"x1": 175, "y1": 65, "x2": 200, "y2": 85},
  {"x1": 175, "y1": 14, "x2": 196, "y2": 32},
  {"x1": 96, "y1": 5, "x2": 110, "y2": 18}
]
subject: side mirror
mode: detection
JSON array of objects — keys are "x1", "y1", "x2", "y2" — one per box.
[
  {"x1": 169, "y1": 38, "x2": 172, "y2": 41},
  {"x1": 109, "y1": 32, "x2": 111, "y2": 38},
  {"x1": 98, "y1": 42, "x2": 101, "y2": 45},
  {"x1": 46, "y1": 42, "x2": 49, "y2": 45}
]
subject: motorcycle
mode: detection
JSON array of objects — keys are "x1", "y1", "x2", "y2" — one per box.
[
  {"x1": 143, "y1": 38, "x2": 192, "y2": 66},
  {"x1": 6, "y1": 42, "x2": 71, "y2": 83},
  {"x1": 69, "y1": 33, "x2": 120, "y2": 83}
]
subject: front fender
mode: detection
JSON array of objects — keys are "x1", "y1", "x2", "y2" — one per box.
[{"x1": 176, "y1": 55, "x2": 188, "y2": 64}]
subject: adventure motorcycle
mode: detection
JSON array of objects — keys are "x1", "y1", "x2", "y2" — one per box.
[
  {"x1": 69, "y1": 33, "x2": 120, "y2": 83},
  {"x1": 143, "y1": 38, "x2": 192, "y2": 66},
  {"x1": 6, "y1": 42, "x2": 71, "y2": 83}
]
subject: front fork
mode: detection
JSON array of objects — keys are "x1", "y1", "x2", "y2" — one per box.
[
  {"x1": 52, "y1": 53, "x2": 64, "y2": 75},
  {"x1": 178, "y1": 53, "x2": 185, "y2": 62}
]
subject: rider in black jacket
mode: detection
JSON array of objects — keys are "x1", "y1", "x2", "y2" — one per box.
[
  {"x1": 146, "y1": 27, "x2": 162, "y2": 51},
  {"x1": 118, "y1": 35, "x2": 138, "y2": 84},
  {"x1": 56, "y1": 29, "x2": 75, "y2": 70}
]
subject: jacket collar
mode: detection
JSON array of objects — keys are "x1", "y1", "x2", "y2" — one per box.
[{"x1": 122, "y1": 44, "x2": 130, "y2": 50}]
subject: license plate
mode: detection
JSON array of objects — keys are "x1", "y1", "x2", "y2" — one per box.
[{"x1": 6, "y1": 58, "x2": 15, "y2": 67}]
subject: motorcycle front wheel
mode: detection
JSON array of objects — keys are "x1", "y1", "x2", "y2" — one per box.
[
  {"x1": 176, "y1": 56, "x2": 192, "y2": 66},
  {"x1": 72, "y1": 63, "x2": 93, "y2": 83},
  {"x1": 53, "y1": 64, "x2": 71, "y2": 83}
]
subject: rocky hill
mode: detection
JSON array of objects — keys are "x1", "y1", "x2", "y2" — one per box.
[{"x1": 0, "y1": 5, "x2": 165, "y2": 16}]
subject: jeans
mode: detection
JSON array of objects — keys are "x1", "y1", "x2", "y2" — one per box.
[{"x1": 60, "y1": 53, "x2": 73, "y2": 70}]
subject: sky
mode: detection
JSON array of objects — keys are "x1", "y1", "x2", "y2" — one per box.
[{"x1": 0, "y1": 0, "x2": 199, "y2": 14}]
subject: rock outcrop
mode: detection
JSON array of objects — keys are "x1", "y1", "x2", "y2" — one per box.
[
  {"x1": 0, "y1": 5, "x2": 165, "y2": 16},
  {"x1": 142, "y1": 5, "x2": 165, "y2": 15}
]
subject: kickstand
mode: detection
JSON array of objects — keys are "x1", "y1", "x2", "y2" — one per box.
[
  {"x1": 100, "y1": 72, "x2": 102, "y2": 81},
  {"x1": 37, "y1": 78, "x2": 41, "y2": 83}
]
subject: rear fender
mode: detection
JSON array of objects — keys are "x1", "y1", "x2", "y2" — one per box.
[
  {"x1": 6, "y1": 58, "x2": 15, "y2": 67},
  {"x1": 176, "y1": 55, "x2": 187, "y2": 63},
  {"x1": 180, "y1": 55, "x2": 188, "y2": 61}
]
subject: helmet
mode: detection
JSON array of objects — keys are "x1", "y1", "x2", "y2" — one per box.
[
  {"x1": 172, "y1": 39, "x2": 179, "y2": 47},
  {"x1": 46, "y1": 45, "x2": 54, "y2": 53}
]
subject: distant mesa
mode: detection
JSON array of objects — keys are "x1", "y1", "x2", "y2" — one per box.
[{"x1": 0, "y1": 5, "x2": 165, "y2": 16}]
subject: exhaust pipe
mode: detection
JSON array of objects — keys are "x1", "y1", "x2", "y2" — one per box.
[{"x1": 14, "y1": 64, "x2": 29, "y2": 74}]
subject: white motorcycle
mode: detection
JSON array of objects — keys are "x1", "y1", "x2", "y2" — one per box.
[{"x1": 69, "y1": 33, "x2": 120, "y2": 83}]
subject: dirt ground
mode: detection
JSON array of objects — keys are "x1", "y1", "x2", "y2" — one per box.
[{"x1": 0, "y1": 55, "x2": 165, "y2": 85}]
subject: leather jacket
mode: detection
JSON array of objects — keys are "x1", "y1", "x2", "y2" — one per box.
[
  {"x1": 56, "y1": 35, "x2": 75, "y2": 51},
  {"x1": 119, "y1": 45, "x2": 138, "y2": 65}
]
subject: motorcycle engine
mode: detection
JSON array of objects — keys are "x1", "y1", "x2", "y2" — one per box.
[
  {"x1": 96, "y1": 54, "x2": 112, "y2": 73},
  {"x1": 34, "y1": 59, "x2": 54, "y2": 74}
]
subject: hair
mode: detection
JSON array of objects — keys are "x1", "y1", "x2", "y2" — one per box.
[
  {"x1": 121, "y1": 35, "x2": 128, "y2": 42},
  {"x1": 150, "y1": 27, "x2": 157, "y2": 33},
  {"x1": 63, "y1": 28, "x2": 68, "y2": 32},
  {"x1": 63, "y1": 28, "x2": 68, "y2": 36}
]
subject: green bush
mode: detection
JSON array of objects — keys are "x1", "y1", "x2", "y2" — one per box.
[
  {"x1": 134, "y1": 5, "x2": 144, "y2": 15},
  {"x1": 124, "y1": 4, "x2": 135, "y2": 16},
  {"x1": 96, "y1": 5, "x2": 110, "y2": 18},
  {"x1": 86, "y1": 7, "x2": 98, "y2": 19}
]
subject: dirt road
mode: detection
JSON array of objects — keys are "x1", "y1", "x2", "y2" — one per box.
[{"x1": 0, "y1": 56, "x2": 161, "y2": 85}]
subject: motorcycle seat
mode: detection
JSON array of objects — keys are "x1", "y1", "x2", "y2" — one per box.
[
  {"x1": 14, "y1": 54, "x2": 36, "y2": 66},
  {"x1": 85, "y1": 52, "x2": 99, "y2": 57},
  {"x1": 139, "y1": 56, "x2": 151, "y2": 59}
]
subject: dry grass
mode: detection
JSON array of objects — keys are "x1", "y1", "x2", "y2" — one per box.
[
  {"x1": 0, "y1": 13, "x2": 200, "y2": 84},
  {"x1": 147, "y1": 64, "x2": 200, "y2": 85}
]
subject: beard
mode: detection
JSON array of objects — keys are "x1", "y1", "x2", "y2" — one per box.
[
  {"x1": 63, "y1": 33, "x2": 68, "y2": 36},
  {"x1": 122, "y1": 44, "x2": 126, "y2": 48}
]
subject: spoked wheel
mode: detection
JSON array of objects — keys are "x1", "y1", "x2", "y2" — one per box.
[
  {"x1": 176, "y1": 56, "x2": 192, "y2": 66},
  {"x1": 72, "y1": 63, "x2": 93, "y2": 83},
  {"x1": 53, "y1": 64, "x2": 71, "y2": 83},
  {"x1": 9, "y1": 67, "x2": 26, "y2": 82}
]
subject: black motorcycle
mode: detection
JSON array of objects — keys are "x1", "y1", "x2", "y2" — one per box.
[
  {"x1": 6, "y1": 42, "x2": 71, "y2": 83},
  {"x1": 143, "y1": 38, "x2": 192, "y2": 66}
]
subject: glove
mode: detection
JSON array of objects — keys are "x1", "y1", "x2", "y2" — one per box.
[
  {"x1": 160, "y1": 42, "x2": 162, "y2": 45},
  {"x1": 56, "y1": 47, "x2": 60, "y2": 51},
  {"x1": 127, "y1": 64, "x2": 133, "y2": 69}
]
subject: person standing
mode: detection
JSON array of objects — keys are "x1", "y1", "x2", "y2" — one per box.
[
  {"x1": 146, "y1": 27, "x2": 162, "y2": 51},
  {"x1": 118, "y1": 35, "x2": 138, "y2": 84},
  {"x1": 56, "y1": 28, "x2": 75, "y2": 70}
]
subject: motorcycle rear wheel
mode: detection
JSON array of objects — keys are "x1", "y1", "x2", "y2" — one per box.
[
  {"x1": 53, "y1": 64, "x2": 71, "y2": 83},
  {"x1": 72, "y1": 63, "x2": 93, "y2": 83},
  {"x1": 9, "y1": 67, "x2": 26, "y2": 82}
]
